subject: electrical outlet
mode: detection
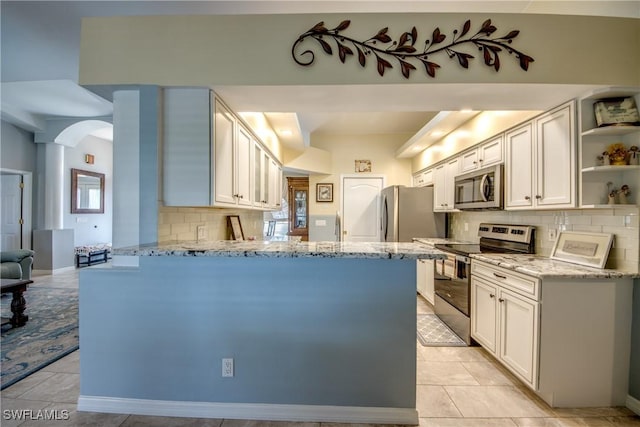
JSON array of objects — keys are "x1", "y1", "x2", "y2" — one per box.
[
  {"x1": 197, "y1": 225, "x2": 207, "y2": 241},
  {"x1": 222, "y1": 358, "x2": 234, "y2": 377},
  {"x1": 548, "y1": 228, "x2": 558, "y2": 242}
]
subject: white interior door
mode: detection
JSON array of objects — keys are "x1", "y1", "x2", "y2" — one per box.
[
  {"x1": 1, "y1": 174, "x2": 23, "y2": 250},
  {"x1": 341, "y1": 176, "x2": 384, "y2": 242}
]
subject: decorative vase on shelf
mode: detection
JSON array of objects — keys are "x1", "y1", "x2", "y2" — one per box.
[
  {"x1": 608, "y1": 192, "x2": 617, "y2": 205},
  {"x1": 630, "y1": 149, "x2": 639, "y2": 165},
  {"x1": 618, "y1": 185, "x2": 630, "y2": 204},
  {"x1": 602, "y1": 153, "x2": 610, "y2": 165},
  {"x1": 610, "y1": 156, "x2": 627, "y2": 166}
]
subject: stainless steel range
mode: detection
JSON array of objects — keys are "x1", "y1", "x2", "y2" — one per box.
[{"x1": 433, "y1": 223, "x2": 535, "y2": 345}]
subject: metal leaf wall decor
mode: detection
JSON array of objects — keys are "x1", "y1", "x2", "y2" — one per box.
[{"x1": 291, "y1": 19, "x2": 534, "y2": 79}]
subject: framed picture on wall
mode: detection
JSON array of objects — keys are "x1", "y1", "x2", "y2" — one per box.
[
  {"x1": 316, "y1": 183, "x2": 333, "y2": 202},
  {"x1": 355, "y1": 159, "x2": 372, "y2": 172}
]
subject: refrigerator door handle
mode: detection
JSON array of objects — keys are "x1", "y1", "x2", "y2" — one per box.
[{"x1": 382, "y1": 195, "x2": 388, "y2": 241}]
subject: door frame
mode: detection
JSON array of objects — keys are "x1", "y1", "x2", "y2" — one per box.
[
  {"x1": 0, "y1": 168, "x2": 33, "y2": 250},
  {"x1": 340, "y1": 174, "x2": 386, "y2": 242}
]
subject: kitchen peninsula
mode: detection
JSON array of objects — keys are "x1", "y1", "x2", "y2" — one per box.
[{"x1": 78, "y1": 241, "x2": 447, "y2": 424}]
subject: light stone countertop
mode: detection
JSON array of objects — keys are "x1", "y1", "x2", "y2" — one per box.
[
  {"x1": 113, "y1": 240, "x2": 448, "y2": 260},
  {"x1": 471, "y1": 253, "x2": 640, "y2": 279},
  {"x1": 412, "y1": 237, "x2": 474, "y2": 246}
]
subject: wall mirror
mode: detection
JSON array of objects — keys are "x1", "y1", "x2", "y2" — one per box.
[{"x1": 71, "y1": 168, "x2": 105, "y2": 214}]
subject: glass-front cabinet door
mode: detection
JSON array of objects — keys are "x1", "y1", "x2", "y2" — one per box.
[{"x1": 287, "y1": 177, "x2": 309, "y2": 241}]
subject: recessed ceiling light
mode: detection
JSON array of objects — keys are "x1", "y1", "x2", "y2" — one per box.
[
  {"x1": 460, "y1": 109, "x2": 473, "y2": 113},
  {"x1": 279, "y1": 129, "x2": 293, "y2": 136},
  {"x1": 431, "y1": 130, "x2": 445, "y2": 137},
  {"x1": 412, "y1": 146, "x2": 422, "y2": 151}
]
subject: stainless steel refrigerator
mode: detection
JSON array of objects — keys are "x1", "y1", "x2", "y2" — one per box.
[{"x1": 381, "y1": 186, "x2": 447, "y2": 242}]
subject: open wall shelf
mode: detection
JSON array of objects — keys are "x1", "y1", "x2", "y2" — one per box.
[{"x1": 578, "y1": 87, "x2": 640, "y2": 207}]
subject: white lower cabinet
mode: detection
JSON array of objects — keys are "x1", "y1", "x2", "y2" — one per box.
[
  {"x1": 471, "y1": 275, "x2": 538, "y2": 387},
  {"x1": 416, "y1": 259, "x2": 434, "y2": 304},
  {"x1": 498, "y1": 287, "x2": 538, "y2": 386},
  {"x1": 470, "y1": 278, "x2": 498, "y2": 353},
  {"x1": 471, "y1": 260, "x2": 633, "y2": 407}
]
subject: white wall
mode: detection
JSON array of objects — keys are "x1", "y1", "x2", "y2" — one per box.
[
  {"x1": 309, "y1": 133, "x2": 413, "y2": 217},
  {"x1": 63, "y1": 135, "x2": 113, "y2": 246}
]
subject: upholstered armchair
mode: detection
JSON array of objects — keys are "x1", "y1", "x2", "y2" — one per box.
[{"x1": 0, "y1": 250, "x2": 35, "y2": 280}]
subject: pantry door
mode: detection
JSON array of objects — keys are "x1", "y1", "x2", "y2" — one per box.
[{"x1": 341, "y1": 175, "x2": 385, "y2": 242}]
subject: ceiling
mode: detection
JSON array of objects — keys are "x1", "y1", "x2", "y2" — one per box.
[{"x1": 1, "y1": 1, "x2": 637, "y2": 154}]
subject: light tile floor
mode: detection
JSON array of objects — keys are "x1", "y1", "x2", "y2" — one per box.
[{"x1": 2, "y1": 271, "x2": 639, "y2": 426}]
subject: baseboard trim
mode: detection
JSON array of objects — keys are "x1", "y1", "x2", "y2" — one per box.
[
  {"x1": 77, "y1": 396, "x2": 418, "y2": 424},
  {"x1": 627, "y1": 394, "x2": 640, "y2": 415},
  {"x1": 33, "y1": 266, "x2": 75, "y2": 275}
]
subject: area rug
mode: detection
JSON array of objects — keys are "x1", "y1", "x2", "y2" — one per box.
[
  {"x1": 1, "y1": 286, "x2": 79, "y2": 389},
  {"x1": 417, "y1": 314, "x2": 466, "y2": 346}
]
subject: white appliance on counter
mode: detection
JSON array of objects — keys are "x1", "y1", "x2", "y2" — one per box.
[{"x1": 381, "y1": 186, "x2": 447, "y2": 242}]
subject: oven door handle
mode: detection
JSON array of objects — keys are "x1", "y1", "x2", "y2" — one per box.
[{"x1": 434, "y1": 273, "x2": 451, "y2": 281}]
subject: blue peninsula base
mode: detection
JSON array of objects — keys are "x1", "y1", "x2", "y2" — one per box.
[{"x1": 78, "y1": 256, "x2": 419, "y2": 424}]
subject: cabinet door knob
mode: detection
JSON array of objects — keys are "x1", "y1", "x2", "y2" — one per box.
[
  {"x1": 536, "y1": 195, "x2": 542, "y2": 199},
  {"x1": 473, "y1": 161, "x2": 477, "y2": 164},
  {"x1": 479, "y1": 159, "x2": 483, "y2": 162},
  {"x1": 525, "y1": 196, "x2": 531, "y2": 200},
  {"x1": 499, "y1": 298, "x2": 505, "y2": 303},
  {"x1": 489, "y1": 293, "x2": 495, "y2": 298}
]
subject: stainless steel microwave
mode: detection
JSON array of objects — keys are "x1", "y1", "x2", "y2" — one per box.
[{"x1": 454, "y1": 164, "x2": 503, "y2": 210}]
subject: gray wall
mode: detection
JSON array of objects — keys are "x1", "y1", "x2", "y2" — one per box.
[{"x1": 1, "y1": 120, "x2": 36, "y2": 172}]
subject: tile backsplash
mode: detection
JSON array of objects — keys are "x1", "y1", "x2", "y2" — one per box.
[
  {"x1": 450, "y1": 207, "x2": 640, "y2": 273},
  {"x1": 158, "y1": 206, "x2": 264, "y2": 242}
]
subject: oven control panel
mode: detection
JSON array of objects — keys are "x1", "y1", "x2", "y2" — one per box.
[{"x1": 477, "y1": 223, "x2": 534, "y2": 244}]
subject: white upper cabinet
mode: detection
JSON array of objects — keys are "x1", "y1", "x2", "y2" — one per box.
[
  {"x1": 163, "y1": 89, "x2": 282, "y2": 211},
  {"x1": 506, "y1": 101, "x2": 576, "y2": 210},
  {"x1": 505, "y1": 123, "x2": 534, "y2": 209},
  {"x1": 535, "y1": 102, "x2": 576, "y2": 208},
  {"x1": 479, "y1": 135, "x2": 504, "y2": 167},
  {"x1": 213, "y1": 98, "x2": 237, "y2": 206},
  {"x1": 412, "y1": 168, "x2": 433, "y2": 187},
  {"x1": 433, "y1": 157, "x2": 459, "y2": 212},
  {"x1": 460, "y1": 149, "x2": 479, "y2": 173},
  {"x1": 460, "y1": 135, "x2": 504, "y2": 173},
  {"x1": 235, "y1": 122, "x2": 254, "y2": 207}
]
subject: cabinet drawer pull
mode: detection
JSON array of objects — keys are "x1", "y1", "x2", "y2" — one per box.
[
  {"x1": 499, "y1": 298, "x2": 505, "y2": 303},
  {"x1": 493, "y1": 272, "x2": 507, "y2": 279}
]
